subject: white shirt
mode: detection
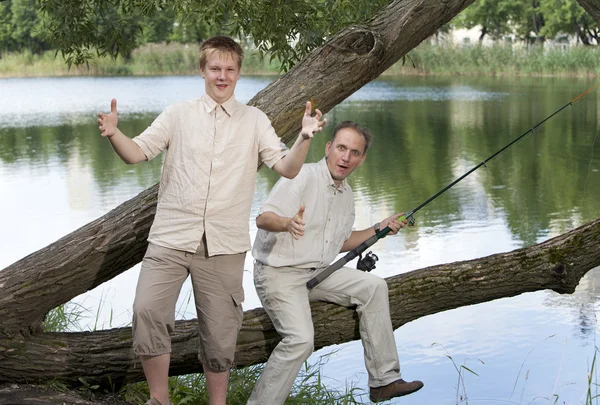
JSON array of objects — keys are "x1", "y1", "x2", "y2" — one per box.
[
  {"x1": 252, "y1": 158, "x2": 355, "y2": 268},
  {"x1": 133, "y1": 94, "x2": 288, "y2": 255}
]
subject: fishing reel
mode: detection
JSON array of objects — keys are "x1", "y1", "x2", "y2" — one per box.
[{"x1": 357, "y1": 251, "x2": 379, "y2": 272}]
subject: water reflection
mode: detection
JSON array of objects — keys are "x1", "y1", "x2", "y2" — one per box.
[{"x1": 1, "y1": 75, "x2": 600, "y2": 404}]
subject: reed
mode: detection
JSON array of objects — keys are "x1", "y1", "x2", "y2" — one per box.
[
  {"x1": 0, "y1": 43, "x2": 282, "y2": 78},
  {"x1": 3, "y1": 42, "x2": 600, "y2": 78},
  {"x1": 385, "y1": 42, "x2": 600, "y2": 77}
]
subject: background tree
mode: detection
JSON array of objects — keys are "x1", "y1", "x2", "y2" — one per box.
[
  {"x1": 0, "y1": 0, "x2": 14, "y2": 55},
  {"x1": 35, "y1": 0, "x2": 390, "y2": 68},
  {"x1": 452, "y1": 0, "x2": 598, "y2": 44},
  {"x1": 453, "y1": 0, "x2": 527, "y2": 42},
  {"x1": 8, "y1": 0, "x2": 51, "y2": 54},
  {"x1": 539, "y1": 0, "x2": 599, "y2": 44}
]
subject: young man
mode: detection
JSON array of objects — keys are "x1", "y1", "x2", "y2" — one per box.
[
  {"x1": 249, "y1": 121, "x2": 423, "y2": 404},
  {"x1": 96, "y1": 36, "x2": 326, "y2": 405}
]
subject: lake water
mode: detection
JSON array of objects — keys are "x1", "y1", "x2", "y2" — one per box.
[{"x1": 1, "y1": 74, "x2": 600, "y2": 405}]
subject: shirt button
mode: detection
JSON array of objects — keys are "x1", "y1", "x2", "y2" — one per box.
[{"x1": 217, "y1": 120, "x2": 221, "y2": 124}]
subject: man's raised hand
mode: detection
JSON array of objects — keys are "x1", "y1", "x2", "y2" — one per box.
[
  {"x1": 287, "y1": 205, "x2": 306, "y2": 240},
  {"x1": 98, "y1": 98, "x2": 119, "y2": 138},
  {"x1": 300, "y1": 101, "x2": 327, "y2": 139}
]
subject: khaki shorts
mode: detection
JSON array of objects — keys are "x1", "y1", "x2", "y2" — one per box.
[{"x1": 132, "y1": 240, "x2": 245, "y2": 372}]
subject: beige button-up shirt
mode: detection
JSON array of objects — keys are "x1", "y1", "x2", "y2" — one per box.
[
  {"x1": 133, "y1": 94, "x2": 287, "y2": 255},
  {"x1": 252, "y1": 158, "x2": 355, "y2": 268}
]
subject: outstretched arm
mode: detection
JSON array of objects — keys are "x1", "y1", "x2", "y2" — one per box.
[
  {"x1": 256, "y1": 206, "x2": 306, "y2": 240},
  {"x1": 97, "y1": 99, "x2": 147, "y2": 164},
  {"x1": 340, "y1": 212, "x2": 410, "y2": 252},
  {"x1": 272, "y1": 101, "x2": 327, "y2": 178}
]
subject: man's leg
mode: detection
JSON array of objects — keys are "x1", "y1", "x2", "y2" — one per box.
[
  {"x1": 133, "y1": 244, "x2": 190, "y2": 405},
  {"x1": 188, "y1": 239, "x2": 246, "y2": 405},
  {"x1": 309, "y1": 267, "x2": 401, "y2": 387},
  {"x1": 247, "y1": 263, "x2": 316, "y2": 405},
  {"x1": 205, "y1": 369, "x2": 229, "y2": 405},
  {"x1": 141, "y1": 354, "x2": 170, "y2": 405}
]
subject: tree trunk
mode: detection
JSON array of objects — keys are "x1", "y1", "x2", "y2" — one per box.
[
  {"x1": 576, "y1": 0, "x2": 600, "y2": 25},
  {"x1": 0, "y1": 217, "x2": 599, "y2": 388},
  {"x1": 0, "y1": 0, "x2": 476, "y2": 338}
]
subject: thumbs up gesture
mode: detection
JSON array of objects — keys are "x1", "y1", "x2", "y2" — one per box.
[
  {"x1": 287, "y1": 205, "x2": 305, "y2": 240},
  {"x1": 97, "y1": 98, "x2": 119, "y2": 137}
]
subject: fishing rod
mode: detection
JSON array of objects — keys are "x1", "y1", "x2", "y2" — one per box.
[{"x1": 306, "y1": 82, "x2": 600, "y2": 290}]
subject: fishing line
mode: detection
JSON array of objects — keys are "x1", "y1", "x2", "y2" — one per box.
[{"x1": 307, "y1": 82, "x2": 600, "y2": 290}]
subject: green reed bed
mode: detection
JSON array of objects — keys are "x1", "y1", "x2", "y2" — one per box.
[
  {"x1": 387, "y1": 42, "x2": 600, "y2": 77},
  {"x1": 3, "y1": 42, "x2": 600, "y2": 78},
  {"x1": 0, "y1": 43, "x2": 281, "y2": 77}
]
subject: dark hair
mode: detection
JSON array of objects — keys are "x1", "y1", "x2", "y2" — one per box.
[
  {"x1": 331, "y1": 121, "x2": 373, "y2": 153},
  {"x1": 199, "y1": 36, "x2": 244, "y2": 70}
]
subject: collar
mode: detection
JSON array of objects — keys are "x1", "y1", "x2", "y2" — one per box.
[
  {"x1": 318, "y1": 158, "x2": 348, "y2": 192},
  {"x1": 201, "y1": 94, "x2": 237, "y2": 117}
]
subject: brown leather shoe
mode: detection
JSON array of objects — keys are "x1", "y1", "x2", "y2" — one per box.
[{"x1": 369, "y1": 378, "x2": 424, "y2": 402}]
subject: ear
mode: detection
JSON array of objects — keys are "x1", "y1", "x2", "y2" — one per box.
[
  {"x1": 358, "y1": 153, "x2": 367, "y2": 166},
  {"x1": 325, "y1": 141, "x2": 331, "y2": 157}
]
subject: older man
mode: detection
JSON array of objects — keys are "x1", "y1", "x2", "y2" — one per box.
[{"x1": 248, "y1": 121, "x2": 423, "y2": 404}]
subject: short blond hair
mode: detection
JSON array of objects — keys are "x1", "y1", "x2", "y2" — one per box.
[{"x1": 199, "y1": 36, "x2": 244, "y2": 70}]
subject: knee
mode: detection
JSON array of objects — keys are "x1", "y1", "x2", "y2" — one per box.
[
  {"x1": 284, "y1": 330, "x2": 315, "y2": 360},
  {"x1": 365, "y1": 275, "x2": 389, "y2": 297},
  {"x1": 133, "y1": 303, "x2": 155, "y2": 322},
  {"x1": 133, "y1": 303, "x2": 172, "y2": 333}
]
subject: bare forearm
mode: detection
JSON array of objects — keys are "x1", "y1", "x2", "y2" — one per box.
[
  {"x1": 272, "y1": 133, "x2": 311, "y2": 178},
  {"x1": 107, "y1": 129, "x2": 147, "y2": 164},
  {"x1": 340, "y1": 228, "x2": 376, "y2": 252},
  {"x1": 256, "y1": 211, "x2": 291, "y2": 232}
]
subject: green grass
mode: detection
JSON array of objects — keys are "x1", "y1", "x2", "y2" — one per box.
[
  {"x1": 2, "y1": 42, "x2": 600, "y2": 78},
  {"x1": 120, "y1": 354, "x2": 367, "y2": 405},
  {"x1": 385, "y1": 42, "x2": 600, "y2": 77},
  {"x1": 0, "y1": 43, "x2": 283, "y2": 78}
]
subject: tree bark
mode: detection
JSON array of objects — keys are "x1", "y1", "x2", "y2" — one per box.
[
  {"x1": 1, "y1": 217, "x2": 599, "y2": 388},
  {"x1": 576, "y1": 0, "x2": 600, "y2": 25},
  {"x1": 0, "y1": 0, "x2": 476, "y2": 337}
]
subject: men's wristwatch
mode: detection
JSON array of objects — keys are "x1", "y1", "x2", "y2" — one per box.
[{"x1": 373, "y1": 222, "x2": 381, "y2": 234}]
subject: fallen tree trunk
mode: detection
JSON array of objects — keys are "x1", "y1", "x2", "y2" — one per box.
[
  {"x1": 1, "y1": 217, "x2": 598, "y2": 388},
  {"x1": 0, "y1": 0, "x2": 476, "y2": 337}
]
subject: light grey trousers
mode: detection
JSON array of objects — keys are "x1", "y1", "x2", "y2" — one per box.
[{"x1": 247, "y1": 262, "x2": 401, "y2": 405}]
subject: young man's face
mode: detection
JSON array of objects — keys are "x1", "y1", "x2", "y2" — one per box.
[
  {"x1": 201, "y1": 50, "x2": 241, "y2": 104},
  {"x1": 325, "y1": 127, "x2": 367, "y2": 185}
]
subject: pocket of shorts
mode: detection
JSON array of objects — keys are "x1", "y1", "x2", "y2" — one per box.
[{"x1": 231, "y1": 291, "x2": 245, "y2": 307}]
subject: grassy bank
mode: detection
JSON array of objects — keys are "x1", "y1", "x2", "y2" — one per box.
[
  {"x1": 2, "y1": 42, "x2": 600, "y2": 78},
  {"x1": 389, "y1": 41, "x2": 600, "y2": 76},
  {"x1": 0, "y1": 42, "x2": 282, "y2": 77}
]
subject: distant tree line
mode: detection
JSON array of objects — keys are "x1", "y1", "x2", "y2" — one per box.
[
  {"x1": 454, "y1": 0, "x2": 599, "y2": 45},
  {"x1": 0, "y1": 0, "x2": 597, "y2": 67}
]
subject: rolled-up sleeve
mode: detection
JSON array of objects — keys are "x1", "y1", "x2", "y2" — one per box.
[
  {"x1": 259, "y1": 167, "x2": 306, "y2": 218},
  {"x1": 256, "y1": 112, "x2": 287, "y2": 169},
  {"x1": 132, "y1": 107, "x2": 173, "y2": 161}
]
